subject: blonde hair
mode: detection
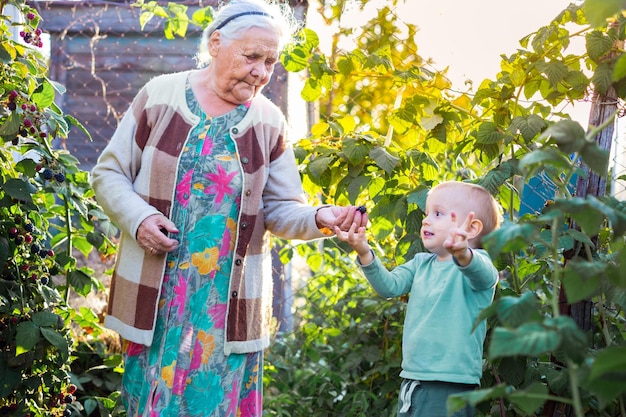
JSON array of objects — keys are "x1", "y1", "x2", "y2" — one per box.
[
  {"x1": 430, "y1": 181, "x2": 502, "y2": 247},
  {"x1": 196, "y1": 0, "x2": 300, "y2": 67}
]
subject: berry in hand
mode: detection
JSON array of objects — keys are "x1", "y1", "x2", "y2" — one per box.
[{"x1": 357, "y1": 206, "x2": 367, "y2": 214}]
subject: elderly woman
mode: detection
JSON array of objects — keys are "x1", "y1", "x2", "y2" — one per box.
[{"x1": 91, "y1": 0, "x2": 366, "y2": 415}]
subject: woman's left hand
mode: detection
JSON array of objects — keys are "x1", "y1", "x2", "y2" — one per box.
[
  {"x1": 316, "y1": 206, "x2": 368, "y2": 234},
  {"x1": 137, "y1": 214, "x2": 180, "y2": 256}
]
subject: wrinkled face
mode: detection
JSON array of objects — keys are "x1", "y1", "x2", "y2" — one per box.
[
  {"x1": 420, "y1": 188, "x2": 468, "y2": 259},
  {"x1": 209, "y1": 26, "x2": 280, "y2": 104}
]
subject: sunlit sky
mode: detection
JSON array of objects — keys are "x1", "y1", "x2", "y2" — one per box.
[{"x1": 305, "y1": 0, "x2": 589, "y2": 122}]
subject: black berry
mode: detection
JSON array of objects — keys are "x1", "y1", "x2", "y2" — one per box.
[
  {"x1": 42, "y1": 168, "x2": 53, "y2": 180},
  {"x1": 357, "y1": 206, "x2": 367, "y2": 214},
  {"x1": 54, "y1": 172, "x2": 66, "y2": 182}
]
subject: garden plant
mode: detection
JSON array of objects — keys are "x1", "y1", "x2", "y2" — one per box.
[
  {"x1": 0, "y1": 1, "x2": 120, "y2": 415},
  {"x1": 1, "y1": 0, "x2": 626, "y2": 416}
]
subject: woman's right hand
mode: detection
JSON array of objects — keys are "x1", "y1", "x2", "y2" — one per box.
[{"x1": 137, "y1": 214, "x2": 179, "y2": 256}]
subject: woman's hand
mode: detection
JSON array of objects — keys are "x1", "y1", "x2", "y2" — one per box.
[
  {"x1": 315, "y1": 205, "x2": 368, "y2": 234},
  {"x1": 137, "y1": 214, "x2": 179, "y2": 256}
]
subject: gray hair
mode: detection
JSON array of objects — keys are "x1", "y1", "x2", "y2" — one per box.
[{"x1": 196, "y1": 0, "x2": 299, "y2": 67}]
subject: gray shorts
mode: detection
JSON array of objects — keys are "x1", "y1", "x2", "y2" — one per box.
[{"x1": 397, "y1": 379, "x2": 476, "y2": 417}]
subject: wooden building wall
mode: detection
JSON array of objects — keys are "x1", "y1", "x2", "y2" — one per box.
[{"x1": 32, "y1": 0, "x2": 296, "y2": 171}]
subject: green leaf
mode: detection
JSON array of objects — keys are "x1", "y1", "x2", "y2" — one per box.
[
  {"x1": 510, "y1": 115, "x2": 547, "y2": 142},
  {"x1": 579, "y1": 139, "x2": 609, "y2": 174},
  {"x1": 369, "y1": 147, "x2": 399, "y2": 175},
  {"x1": 495, "y1": 292, "x2": 538, "y2": 328},
  {"x1": 0, "y1": 43, "x2": 13, "y2": 63},
  {"x1": 40, "y1": 327, "x2": 69, "y2": 361},
  {"x1": 301, "y1": 78, "x2": 322, "y2": 102},
  {"x1": 2, "y1": 178, "x2": 34, "y2": 204},
  {"x1": 32, "y1": 79, "x2": 55, "y2": 108},
  {"x1": 585, "y1": 30, "x2": 613, "y2": 62},
  {"x1": 563, "y1": 259, "x2": 604, "y2": 303},
  {"x1": 69, "y1": 269, "x2": 94, "y2": 297},
  {"x1": 591, "y1": 61, "x2": 614, "y2": 95},
  {"x1": 541, "y1": 119, "x2": 586, "y2": 154},
  {"x1": 0, "y1": 359, "x2": 22, "y2": 398},
  {"x1": 448, "y1": 384, "x2": 511, "y2": 412},
  {"x1": 307, "y1": 156, "x2": 332, "y2": 179},
  {"x1": 0, "y1": 236, "x2": 9, "y2": 269},
  {"x1": 537, "y1": 60, "x2": 569, "y2": 86},
  {"x1": 32, "y1": 311, "x2": 60, "y2": 327},
  {"x1": 584, "y1": 0, "x2": 625, "y2": 28},
  {"x1": 589, "y1": 346, "x2": 626, "y2": 381},
  {"x1": 552, "y1": 316, "x2": 588, "y2": 363},
  {"x1": 509, "y1": 382, "x2": 549, "y2": 414},
  {"x1": 337, "y1": 55, "x2": 355, "y2": 77},
  {"x1": 587, "y1": 346, "x2": 626, "y2": 407},
  {"x1": 342, "y1": 137, "x2": 371, "y2": 165},
  {"x1": 64, "y1": 114, "x2": 92, "y2": 140},
  {"x1": 16, "y1": 321, "x2": 41, "y2": 356},
  {"x1": 613, "y1": 54, "x2": 626, "y2": 82},
  {"x1": 476, "y1": 122, "x2": 504, "y2": 144},
  {"x1": 489, "y1": 322, "x2": 561, "y2": 359},
  {"x1": 191, "y1": 7, "x2": 214, "y2": 28},
  {"x1": 407, "y1": 186, "x2": 429, "y2": 211},
  {"x1": 546, "y1": 197, "x2": 605, "y2": 237},
  {"x1": 482, "y1": 221, "x2": 537, "y2": 260},
  {"x1": 0, "y1": 111, "x2": 22, "y2": 138}
]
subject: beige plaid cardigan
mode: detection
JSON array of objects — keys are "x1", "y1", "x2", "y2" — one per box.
[{"x1": 91, "y1": 70, "x2": 327, "y2": 354}]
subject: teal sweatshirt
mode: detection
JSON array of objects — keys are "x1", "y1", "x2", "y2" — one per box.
[{"x1": 360, "y1": 249, "x2": 497, "y2": 384}]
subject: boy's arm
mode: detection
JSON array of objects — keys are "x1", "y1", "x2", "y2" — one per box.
[{"x1": 457, "y1": 249, "x2": 499, "y2": 290}]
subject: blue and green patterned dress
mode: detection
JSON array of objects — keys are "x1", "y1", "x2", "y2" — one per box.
[{"x1": 121, "y1": 82, "x2": 263, "y2": 417}]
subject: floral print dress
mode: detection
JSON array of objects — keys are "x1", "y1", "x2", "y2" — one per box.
[{"x1": 121, "y1": 83, "x2": 263, "y2": 417}]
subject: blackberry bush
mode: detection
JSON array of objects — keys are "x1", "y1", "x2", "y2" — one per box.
[{"x1": 0, "y1": 1, "x2": 117, "y2": 415}]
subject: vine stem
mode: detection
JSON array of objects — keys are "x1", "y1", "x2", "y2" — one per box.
[
  {"x1": 550, "y1": 216, "x2": 562, "y2": 319},
  {"x1": 62, "y1": 182, "x2": 73, "y2": 304},
  {"x1": 566, "y1": 359, "x2": 585, "y2": 417}
]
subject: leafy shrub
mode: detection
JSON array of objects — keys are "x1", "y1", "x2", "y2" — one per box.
[{"x1": 0, "y1": 2, "x2": 116, "y2": 415}]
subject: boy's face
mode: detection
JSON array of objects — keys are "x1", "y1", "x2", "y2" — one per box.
[{"x1": 420, "y1": 187, "x2": 467, "y2": 259}]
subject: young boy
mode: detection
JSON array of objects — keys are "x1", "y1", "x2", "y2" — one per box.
[{"x1": 334, "y1": 181, "x2": 502, "y2": 417}]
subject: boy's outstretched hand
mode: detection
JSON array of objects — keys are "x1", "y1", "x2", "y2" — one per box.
[
  {"x1": 443, "y1": 211, "x2": 474, "y2": 266},
  {"x1": 334, "y1": 218, "x2": 374, "y2": 265}
]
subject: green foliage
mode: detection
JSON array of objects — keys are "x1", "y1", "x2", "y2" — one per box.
[
  {"x1": 42, "y1": 0, "x2": 626, "y2": 416},
  {"x1": 0, "y1": 1, "x2": 117, "y2": 415},
  {"x1": 264, "y1": 242, "x2": 403, "y2": 417},
  {"x1": 278, "y1": 0, "x2": 626, "y2": 416}
]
